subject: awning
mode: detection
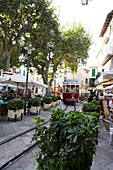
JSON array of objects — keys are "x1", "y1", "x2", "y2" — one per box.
[
  {"x1": 102, "y1": 70, "x2": 113, "y2": 79},
  {"x1": 94, "y1": 70, "x2": 113, "y2": 86},
  {"x1": 30, "y1": 79, "x2": 48, "y2": 88},
  {"x1": 103, "y1": 84, "x2": 113, "y2": 93},
  {"x1": 0, "y1": 74, "x2": 48, "y2": 88},
  {"x1": 96, "y1": 85, "x2": 103, "y2": 90},
  {"x1": 0, "y1": 73, "x2": 48, "y2": 95}
]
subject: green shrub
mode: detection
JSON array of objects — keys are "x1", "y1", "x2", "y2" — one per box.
[
  {"x1": 52, "y1": 96, "x2": 57, "y2": 102},
  {"x1": 7, "y1": 99, "x2": 24, "y2": 112},
  {"x1": 31, "y1": 97, "x2": 41, "y2": 106},
  {"x1": 44, "y1": 97, "x2": 52, "y2": 104},
  {"x1": 17, "y1": 99, "x2": 24, "y2": 110},
  {"x1": 27, "y1": 98, "x2": 32, "y2": 108},
  {"x1": 82, "y1": 99, "x2": 101, "y2": 113},
  {"x1": 56, "y1": 95, "x2": 61, "y2": 100},
  {"x1": 32, "y1": 108, "x2": 99, "y2": 169}
]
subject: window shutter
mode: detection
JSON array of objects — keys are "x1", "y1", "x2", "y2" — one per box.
[
  {"x1": 23, "y1": 70, "x2": 25, "y2": 76},
  {"x1": 92, "y1": 69, "x2": 95, "y2": 76}
]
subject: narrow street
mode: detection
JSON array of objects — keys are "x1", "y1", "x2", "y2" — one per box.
[
  {"x1": 0, "y1": 102, "x2": 113, "y2": 170},
  {"x1": 0, "y1": 102, "x2": 82, "y2": 170}
]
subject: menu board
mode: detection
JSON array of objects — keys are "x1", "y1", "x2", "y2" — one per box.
[{"x1": 102, "y1": 99, "x2": 110, "y2": 117}]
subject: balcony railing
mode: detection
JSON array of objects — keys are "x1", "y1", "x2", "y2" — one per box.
[
  {"x1": 102, "y1": 46, "x2": 113, "y2": 65},
  {"x1": 103, "y1": 47, "x2": 113, "y2": 57}
]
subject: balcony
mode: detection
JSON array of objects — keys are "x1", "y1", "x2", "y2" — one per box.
[
  {"x1": 101, "y1": 47, "x2": 113, "y2": 66},
  {"x1": 94, "y1": 70, "x2": 113, "y2": 86}
]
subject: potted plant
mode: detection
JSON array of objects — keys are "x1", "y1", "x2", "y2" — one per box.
[
  {"x1": 7, "y1": 99, "x2": 24, "y2": 121},
  {"x1": 56, "y1": 95, "x2": 61, "y2": 105},
  {"x1": 16, "y1": 99, "x2": 24, "y2": 118},
  {"x1": 51, "y1": 96, "x2": 58, "y2": 107},
  {"x1": 32, "y1": 108, "x2": 99, "y2": 169},
  {"x1": 30, "y1": 97, "x2": 41, "y2": 114},
  {"x1": 43, "y1": 97, "x2": 52, "y2": 110}
]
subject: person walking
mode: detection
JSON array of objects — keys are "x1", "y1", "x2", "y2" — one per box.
[
  {"x1": 0, "y1": 96, "x2": 4, "y2": 107},
  {"x1": 99, "y1": 92, "x2": 104, "y2": 100}
]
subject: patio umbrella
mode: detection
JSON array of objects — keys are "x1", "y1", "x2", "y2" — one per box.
[
  {"x1": 0, "y1": 74, "x2": 48, "y2": 96},
  {"x1": 30, "y1": 79, "x2": 48, "y2": 88}
]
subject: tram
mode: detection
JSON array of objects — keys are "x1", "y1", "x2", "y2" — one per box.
[{"x1": 62, "y1": 79, "x2": 80, "y2": 105}]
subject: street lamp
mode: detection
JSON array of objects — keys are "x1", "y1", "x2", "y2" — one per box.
[
  {"x1": 24, "y1": 46, "x2": 35, "y2": 115},
  {"x1": 54, "y1": 74, "x2": 56, "y2": 96}
]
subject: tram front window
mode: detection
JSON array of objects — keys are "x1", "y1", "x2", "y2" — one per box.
[
  {"x1": 71, "y1": 85, "x2": 75, "y2": 92},
  {"x1": 66, "y1": 85, "x2": 70, "y2": 92},
  {"x1": 63, "y1": 86, "x2": 65, "y2": 92},
  {"x1": 76, "y1": 85, "x2": 79, "y2": 92}
]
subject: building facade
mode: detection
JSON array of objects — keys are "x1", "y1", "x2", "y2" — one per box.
[{"x1": 95, "y1": 10, "x2": 113, "y2": 91}]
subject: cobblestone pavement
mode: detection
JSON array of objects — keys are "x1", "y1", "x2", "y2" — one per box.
[{"x1": 0, "y1": 101, "x2": 113, "y2": 170}]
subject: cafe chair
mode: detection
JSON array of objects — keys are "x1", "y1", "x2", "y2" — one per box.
[{"x1": 103, "y1": 119, "x2": 113, "y2": 148}]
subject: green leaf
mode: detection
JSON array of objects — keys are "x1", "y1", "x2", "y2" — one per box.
[
  {"x1": 73, "y1": 135, "x2": 77, "y2": 143},
  {"x1": 67, "y1": 134, "x2": 74, "y2": 139},
  {"x1": 68, "y1": 128, "x2": 75, "y2": 133}
]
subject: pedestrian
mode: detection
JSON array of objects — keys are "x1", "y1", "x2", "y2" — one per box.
[
  {"x1": 99, "y1": 92, "x2": 104, "y2": 100},
  {"x1": 0, "y1": 96, "x2": 4, "y2": 107},
  {"x1": 88, "y1": 94, "x2": 93, "y2": 102}
]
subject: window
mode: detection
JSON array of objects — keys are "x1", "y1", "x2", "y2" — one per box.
[
  {"x1": 76, "y1": 85, "x2": 79, "y2": 92},
  {"x1": 71, "y1": 85, "x2": 75, "y2": 92},
  {"x1": 66, "y1": 85, "x2": 70, "y2": 92},
  {"x1": 85, "y1": 78, "x2": 88, "y2": 84}
]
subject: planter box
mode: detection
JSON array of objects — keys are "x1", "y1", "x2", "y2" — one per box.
[
  {"x1": 36, "y1": 106, "x2": 41, "y2": 114},
  {"x1": 16, "y1": 109, "x2": 23, "y2": 117},
  {"x1": 52, "y1": 102, "x2": 57, "y2": 107},
  {"x1": 43, "y1": 103, "x2": 51, "y2": 110},
  {"x1": 30, "y1": 106, "x2": 41, "y2": 114},
  {"x1": 8, "y1": 109, "x2": 23, "y2": 121},
  {"x1": 19, "y1": 109, "x2": 24, "y2": 115},
  {"x1": 57, "y1": 100, "x2": 61, "y2": 105},
  {"x1": 30, "y1": 106, "x2": 37, "y2": 114}
]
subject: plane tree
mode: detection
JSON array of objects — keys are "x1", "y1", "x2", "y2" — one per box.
[
  {"x1": 0, "y1": 0, "x2": 52, "y2": 67},
  {"x1": 20, "y1": 4, "x2": 60, "y2": 87},
  {"x1": 48, "y1": 22, "x2": 92, "y2": 86},
  {"x1": 81, "y1": 0, "x2": 91, "y2": 5},
  {"x1": 62, "y1": 23, "x2": 91, "y2": 73},
  {"x1": 28, "y1": 22, "x2": 92, "y2": 94},
  {"x1": 0, "y1": 0, "x2": 92, "y2": 94}
]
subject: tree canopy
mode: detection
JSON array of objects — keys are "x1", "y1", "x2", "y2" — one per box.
[
  {"x1": 81, "y1": 0, "x2": 91, "y2": 5},
  {"x1": 28, "y1": 21, "x2": 91, "y2": 89},
  {"x1": 0, "y1": 0, "x2": 52, "y2": 66},
  {"x1": 0, "y1": 0, "x2": 92, "y2": 93}
]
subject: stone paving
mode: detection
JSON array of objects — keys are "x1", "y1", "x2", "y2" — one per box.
[{"x1": 0, "y1": 102, "x2": 113, "y2": 170}]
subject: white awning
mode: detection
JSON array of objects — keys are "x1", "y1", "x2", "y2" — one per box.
[
  {"x1": 94, "y1": 70, "x2": 113, "y2": 86},
  {"x1": 103, "y1": 84, "x2": 113, "y2": 93},
  {"x1": 102, "y1": 70, "x2": 113, "y2": 79},
  {"x1": 0, "y1": 74, "x2": 48, "y2": 88}
]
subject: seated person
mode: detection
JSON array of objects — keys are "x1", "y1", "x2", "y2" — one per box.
[
  {"x1": 66, "y1": 88, "x2": 69, "y2": 92},
  {"x1": 71, "y1": 88, "x2": 75, "y2": 92},
  {"x1": 0, "y1": 96, "x2": 4, "y2": 107}
]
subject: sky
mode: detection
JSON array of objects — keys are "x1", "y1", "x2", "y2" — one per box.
[{"x1": 52, "y1": 0, "x2": 113, "y2": 66}]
